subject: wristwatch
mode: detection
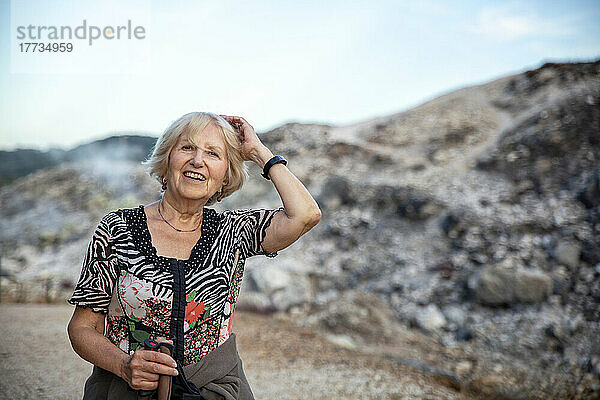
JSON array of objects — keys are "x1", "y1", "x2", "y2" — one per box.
[{"x1": 262, "y1": 155, "x2": 287, "y2": 180}]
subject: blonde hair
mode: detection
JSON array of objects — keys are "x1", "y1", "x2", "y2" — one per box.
[{"x1": 143, "y1": 112, "x2": 248, "y2": 205}]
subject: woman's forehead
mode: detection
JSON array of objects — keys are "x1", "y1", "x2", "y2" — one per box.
[{"x1": 180, "y1": 123, "x2": 226, "y2": 146}]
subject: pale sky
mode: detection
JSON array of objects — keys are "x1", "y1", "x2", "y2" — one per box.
[{"x1": 1, "y1": 0, "x2": 599, "y2": 150}]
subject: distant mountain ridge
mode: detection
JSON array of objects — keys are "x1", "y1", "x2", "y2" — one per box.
[{"x1": 0, "y1": 134, "x2": 157, "y2": 186}]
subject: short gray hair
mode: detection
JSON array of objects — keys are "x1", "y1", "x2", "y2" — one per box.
[{"x1": 143, "y1": 112, "x2": 248, "y2": 205}]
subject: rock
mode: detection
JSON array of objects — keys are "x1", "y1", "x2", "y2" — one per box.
[
  {"x1": 439, "y1": 212, "x2": 461, "y2": 236},
  {"x1": 0, "y1": 277, "x2": 19, "y2": 300},
  {"x1": 247, "y1": 264, "x2": 291, "y2": 294},
  {"x1": 0, "y1": 257, "x2": 20, "y2": 277},
  {"x1": 397, "y1": 302, "x2": 420, "y2": 326},
  {"x1": 592, "y1": 357, "x2": 600, "y2": 378},
  {"x1": 389, "y1": 355, "x2": 461, "y2": 390},
  {"x1": 305, "y1": 290, "x2": 400, "y2": 343},
  {"x1": 470, "y1": 259, "x2": 553, "y2": 306},
  {"x1": 581, "y1": 239, "x2": 600, "y2": 265},
  {"x1": 317, "y1": 175, "x2": 355, "y2": 209},
  {"x1": 554, "y1": 240, "x2": 581, "y2": 269},
  {"x1": 442, "y1": 305, "x2": 466, "y2": 327},
  {"x1": 416, "y1": 304, "x2": 446, "y2": 332},
  {"x1": 236, "y1": 291, "x2": 274, "y2": 313},
  {"x1": 324, "y1": 333, "x2": 357, "y2": 350},
  {"x1": 561, "y1": 314, "x2": 583, "y2": 336},
  {"x1": 514, "y1": 269, "x2": 553, "y2": 303},
  {"x1": 455, "y1": 360, "x2": 473, "y2": 376},
  {"x1": 313, "y1": 288, "x2": 340, "y2": 305},
  {"x1": 551, "y1": 266, "x2": 570, "y2": 296},
  {"x1": 9, "y1": 245, "x2": 39, "y2": 268},
  {"x1": 374, "y1": 185, "x2": 441, "y2": 220},
  {"x1": 455, "y1": 327, "x2": 473, "y2": 342},
  {"x1": 543, "y1": 323, "x2": 566, "y2": 353},
  {"x1": 270, "y1": 276, "x2": 312, "y2": 311},
  {"x1": 245, "y1": 263, "x2": 312, "y2": 311},
  {"x1": 466, "y1": 373, "x2": 529, "y2": 400},
  {"x1": 576, "y1": 170, "x2": 600, "y2": 209}
]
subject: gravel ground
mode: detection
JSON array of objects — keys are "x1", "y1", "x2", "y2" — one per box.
[{"x1": 0, "y1": 304, "x2": 465, "y2": 400}]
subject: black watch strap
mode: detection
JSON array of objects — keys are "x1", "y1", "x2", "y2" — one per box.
[{"x1": 262, "y1": 155, "x2": 287, "y2": 180}]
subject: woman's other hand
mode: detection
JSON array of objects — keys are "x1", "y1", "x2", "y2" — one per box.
[
  {"x1": 218, "y1": 112, "x2": 321, "y2": 256},
  {"x1": 219, "y1": 115, "x2": 274, "y2": 167},
  {"x1": 120, "y1": 337, "x2": 178, "y2": 391}
]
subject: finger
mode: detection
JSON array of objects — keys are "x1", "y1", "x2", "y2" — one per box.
[
  {"x1": 227, "y1": 116, "x2": 252, "y2": 131},
  {"x1": 220, "y1": 114, "x2": 237, "y2": 123},
  {"x1": 141, "y1": 361, "x2": 179, "y2": 376},
  {"x1": 221, "y1": 115, "x2": 242, "y2": 130},
  {"x1": 134, "y1": 370, "x2": 160, "y2": 382},
  {"x1": 142, "y1": 355, "x2": 178, "y2": 377},
  {"x1": 228, "y1": 116, "x2": 246, "y2": 126},
  {"x1": 141, "y1": 350, "x2": 178, "y2": 369},
  {"x1": 237, "y1": 117, "x2": 253, "y2": 130},
  {"x1": 135, "y1": 379, "x2": 159, "y2": 391}
]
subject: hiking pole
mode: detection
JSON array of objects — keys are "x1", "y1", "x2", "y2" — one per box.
[
  {"x1": 156, "y1": 341, "x2": 174, "y2": 400},
  {"x1": 138, "y1": 339, "x2": 174, "y2": 400}
]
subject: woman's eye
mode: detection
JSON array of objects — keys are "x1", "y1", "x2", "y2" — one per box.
[
  {"x1": 208, "y1": 151, "x2": 219, "y2": 157},
  {"x1": 182, "y1": 145, "x2": 193, "y2": 150}
]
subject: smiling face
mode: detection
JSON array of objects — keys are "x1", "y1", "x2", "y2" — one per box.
[{"x1": 165, "y1": 122, "x2": 229, "y2": 204}]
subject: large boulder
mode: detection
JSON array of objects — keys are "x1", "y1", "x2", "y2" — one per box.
[
  {"x1": 317, "y1": 175, "x2": 356, "y2": 209},
  {"x1": 416, "y1": 304, "x2": 447, "y2": 333},
  {"x1": 245, "y1": 262, "x2": 312, "y2": 312},
  {"x1": 303, "y1": 290, "x2": 401, "y2": 343},
  {"x1": 469, "y1": 258, "x2": 553, "y2": 306},
  {"x1": 553, "y1": 240, "x2": 581, "y2": 269}
]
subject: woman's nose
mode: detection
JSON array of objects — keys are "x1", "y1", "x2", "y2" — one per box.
[{"x1": 189, "y1": 150, "x2": 204, "y2": 167}]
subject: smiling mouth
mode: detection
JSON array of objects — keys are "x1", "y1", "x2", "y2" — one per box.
[{"x1": 183, "y1": 171, "x2": 206, "y2": 181}]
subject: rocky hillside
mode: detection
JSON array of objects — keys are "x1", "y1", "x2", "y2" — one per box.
[
  {"x1": 0, "y1": 134, "x2": 156, "y2": 186},
  {"x1": 1, "y1": 60, "x2": 599, "y2": 399}
]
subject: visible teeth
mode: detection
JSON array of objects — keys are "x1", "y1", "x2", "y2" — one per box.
[{"x1": 184, "y1": 172, "x2": 206, "y2": 180}]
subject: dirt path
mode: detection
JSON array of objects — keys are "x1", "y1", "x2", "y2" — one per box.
[{"x1": 0, "y1": 304, "x2": 464, "y2": 399}]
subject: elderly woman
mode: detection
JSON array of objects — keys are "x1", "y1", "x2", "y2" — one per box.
[{"x1": 67, "y1": 112, "x2": 321, "y2": 399}]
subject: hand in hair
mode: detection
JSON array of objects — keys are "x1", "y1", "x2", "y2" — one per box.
[{"x1": 219, "y1": 115, "x2": 271, "y2": 167}]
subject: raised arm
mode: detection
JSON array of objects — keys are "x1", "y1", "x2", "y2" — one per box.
[{"x1": 220, "y1": 115, "x2": 322, "y2": 254}]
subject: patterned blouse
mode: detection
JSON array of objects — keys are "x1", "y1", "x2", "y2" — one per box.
[{"x1": 68, "y1": 205, "x2": 284, "y2": 366}]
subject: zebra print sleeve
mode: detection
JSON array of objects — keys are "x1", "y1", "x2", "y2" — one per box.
[
  {"x1": 234, "y1": 207, "x2": 285, "y2": 259},
  {"x1": 68, "y1": 215, "x2": 120, "y2": 314}
]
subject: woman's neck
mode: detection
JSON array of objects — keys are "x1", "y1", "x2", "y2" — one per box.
[{"x1": 159, "y1": 193, "x2": 205, "y2": 229}]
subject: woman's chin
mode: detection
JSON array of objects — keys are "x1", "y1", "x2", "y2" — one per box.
[{"x1": 170, "y1": 189, "x2": 211, "y2": 203}]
